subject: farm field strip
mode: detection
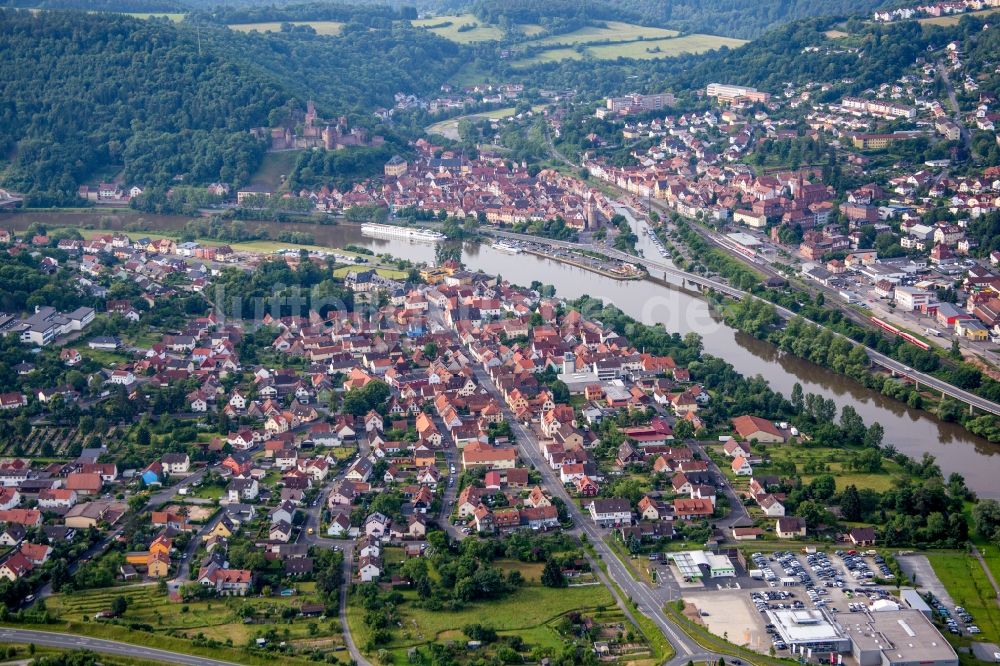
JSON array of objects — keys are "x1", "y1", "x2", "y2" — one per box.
[{"x1": 227, "y1": 21, "x2": 344, "y2": 35}]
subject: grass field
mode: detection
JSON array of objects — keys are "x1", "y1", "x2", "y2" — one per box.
[
  {"x1": 228, "y1": 21, "x2": 345, "y2": 35},
  {"x1": 918, "y1": 7, "x2": 1000, "y2": 25},
  {"x1": 1, "y1": 620, "x2": 325, "y2": 666},
  {"x1": 123, "y1": 12, "x2": 185, "y2": 21},
  {"x1": 347, "y1": 582, "x2": 613, "y2": 660},
  {"x1": 511, "y1": 48, "x2": 586, "y2": 67},
  {"x1": 800, "y1": 471, "x2": 896, "y2": 493},
  {"x1": 586, "y1": 34, "x2": 746, "y2": 60},
  {"x1": 513, "y1": 33, "x2": 744, "y2": 66},
  {"x1": 529, "y1": 21, "x2": 679, "y2": 47},
  {"x1": 747, "y1": 443, "x2": 903, "y2": 493},
  {"x1": 824, "y1": 29, "x2": 850, "y2": 38},
  {"x1": 76, "y1": 228, "x2": 375, "y2": 260},
  {"x1": 977, "y1": 540, "x2": 1000, "y2": 589},
  {"x1": 410, "y1": 13, "x2": 504, "y2": 43},
  {"x1": 249, "y1": 150, "x2": 300, "y2": 192},
  {"x1": 928, "y1": 551, "x2": 1000, "y2": 643},
  {"x1": 332, "y1": 265, "x2": 408, "y2": 280}
]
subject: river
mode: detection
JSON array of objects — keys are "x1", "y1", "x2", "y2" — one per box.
[{"x1": 3, "y1": 210, "x2": 998, "y2": 496}]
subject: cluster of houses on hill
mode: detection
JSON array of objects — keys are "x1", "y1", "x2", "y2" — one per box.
[{"x1": 873, "y1": 0, "x2": 1000, "y2": 22}]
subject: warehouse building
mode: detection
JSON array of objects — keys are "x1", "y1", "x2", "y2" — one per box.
[{"x1": 843, "y1": 608, "x2": 957, "y2": 666}]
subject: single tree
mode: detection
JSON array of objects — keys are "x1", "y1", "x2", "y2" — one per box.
[{"x1": 541, "y1": 558, "x2": 566, "y2": 588}]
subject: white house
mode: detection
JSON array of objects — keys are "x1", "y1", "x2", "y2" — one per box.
[
  {"x1": 227, "y1": 477, "x2": 259, "y2": 503},
  {"x1": 731, "y1": 455, "x2": 753, "y2": 476},
  {"x1": 364, "y1": 512, "x2": 390, "y2": 538},
  {"x1": 358, "y1": 555, "x2": 381, "y2": 582},
  {"x1": 586, "y1": 498, "x2": 633, "y2": 527},
  {"x1": 162, "y1": 453, "x2": 191, "y2": 475},
  {"x1": 108, "y1": 370, "x2": 135, "y2": 386},
  {"x1": 326, "y1": 512, "x2": 351, "y2": 537}
]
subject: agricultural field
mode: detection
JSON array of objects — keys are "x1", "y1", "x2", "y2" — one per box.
[
  {"x1": 3, "y1": 425, "x2": 116, "y2": 458},
  {"x1": 410, "y1": 13, "x2": 505, "y2": 43},
  {"x1": 227, "y1": 21, "x2": 345, "y2": 36},
  {"x1": 46, "y1": 584, "x2": 345, "y2": 649},
  {"x1": 918, "y1": 7, "x2": 1000, "y2": 25},
  {"x1": 927, "y1": 551, "x2": 1000, "y2": 643},
  {"x1": 124, "y1": 13, "x2": 185, "y2": 21},
  {"x1": 528, "y1": 21, "x2": 679, "y2": 47},
  {"x1": 513, "y1": 33, "x2": 745, "y2": 67},
  {"x1": 587, "y1": 34, "x2": 747, "y2": 60}
]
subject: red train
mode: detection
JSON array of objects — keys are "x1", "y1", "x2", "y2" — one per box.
[{"x1": 869, "y1": 316, "x2": 931, "y2": 351}]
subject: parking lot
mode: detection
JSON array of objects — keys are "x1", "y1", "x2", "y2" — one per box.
[{"x1": 684, "y1": 549, "x2": 913, "y2": 656}]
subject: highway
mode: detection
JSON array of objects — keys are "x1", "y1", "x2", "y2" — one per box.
[{"x1": 484, "y1": 227, "x2": 1000, "y2": 416}]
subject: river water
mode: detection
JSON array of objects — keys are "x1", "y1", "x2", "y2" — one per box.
[{"x1": 4, "y1": 211, "x2": 998, "y2": 496}]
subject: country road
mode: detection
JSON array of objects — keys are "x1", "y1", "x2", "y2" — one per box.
[{"x1": 0, "y1": 628, "x2": 240, "y2": 666}]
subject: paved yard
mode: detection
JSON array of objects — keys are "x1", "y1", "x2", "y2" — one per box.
[
  {"x1": 682, "y1": 591, "x2": 768, "y2": 651},
  {"x1": 897, "y1": 554, "x2": 957, "y2": 607}
]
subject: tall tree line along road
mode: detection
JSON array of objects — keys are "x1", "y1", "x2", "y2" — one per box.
[{"x1": 484, "y1": 227, "x2": 1000, "y2": 417}]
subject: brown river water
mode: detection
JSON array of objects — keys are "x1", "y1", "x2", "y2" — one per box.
[{"x1": 4, "y1": 210, "x2": 998, "y2": 496}]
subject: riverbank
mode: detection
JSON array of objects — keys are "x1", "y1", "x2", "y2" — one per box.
[{"x1": 2, "y1": 208, "x2": 998, "y2": 494}]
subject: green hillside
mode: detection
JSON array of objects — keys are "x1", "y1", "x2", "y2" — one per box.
[{"x1": 0, "y1": 8, "x2": 463, "y2": 204}]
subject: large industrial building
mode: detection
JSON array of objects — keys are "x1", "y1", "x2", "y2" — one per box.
[
  {"x1": 705, "y1": 83, "x2": 771, "y2": 104},
  {"x1": 842, "y1": 608, "x2": 957, "y2": 666}
]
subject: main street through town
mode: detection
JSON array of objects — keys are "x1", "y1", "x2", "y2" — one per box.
[{"x1": 464, "y1": 358, "x2": 743, "y2": 664}]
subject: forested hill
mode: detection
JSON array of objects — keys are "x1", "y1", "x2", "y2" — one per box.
[
  {"x1": 0, "y1": 9, "x2": 463, "y2": 204},
  {"x1": 0, "y1": 0, "x2": 184, "y2": 9},
  {"x1": 672, "y1": 19, "x2": 932, "y2": 94},
  {"x1": 0, "y1": 9, "x2": 283, "y2": 205},
  {"x1": 473, "y1": 0, "x2": 894, "y2": 40}
]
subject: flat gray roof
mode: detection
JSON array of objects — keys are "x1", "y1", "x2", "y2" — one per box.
[{"x1": 843, "y1": 609, "x2": 956, "y2": 665}]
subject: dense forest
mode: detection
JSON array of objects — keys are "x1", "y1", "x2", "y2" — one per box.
[
  {"x1": 0, "y1": 9, "x2": 463, "y2": 203},
  {"x1": 0, "y1": 10, "x2": 283, "y2": 204},
  {"x1": 202, "y1": 1, "x2": 415, "y2": 25},
  {"x1": 471, "y1": 0, "x2": 645, "y2": 36},
  {"x1": 0, "y1": 0, "x2": 183, "y2": 9}
]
